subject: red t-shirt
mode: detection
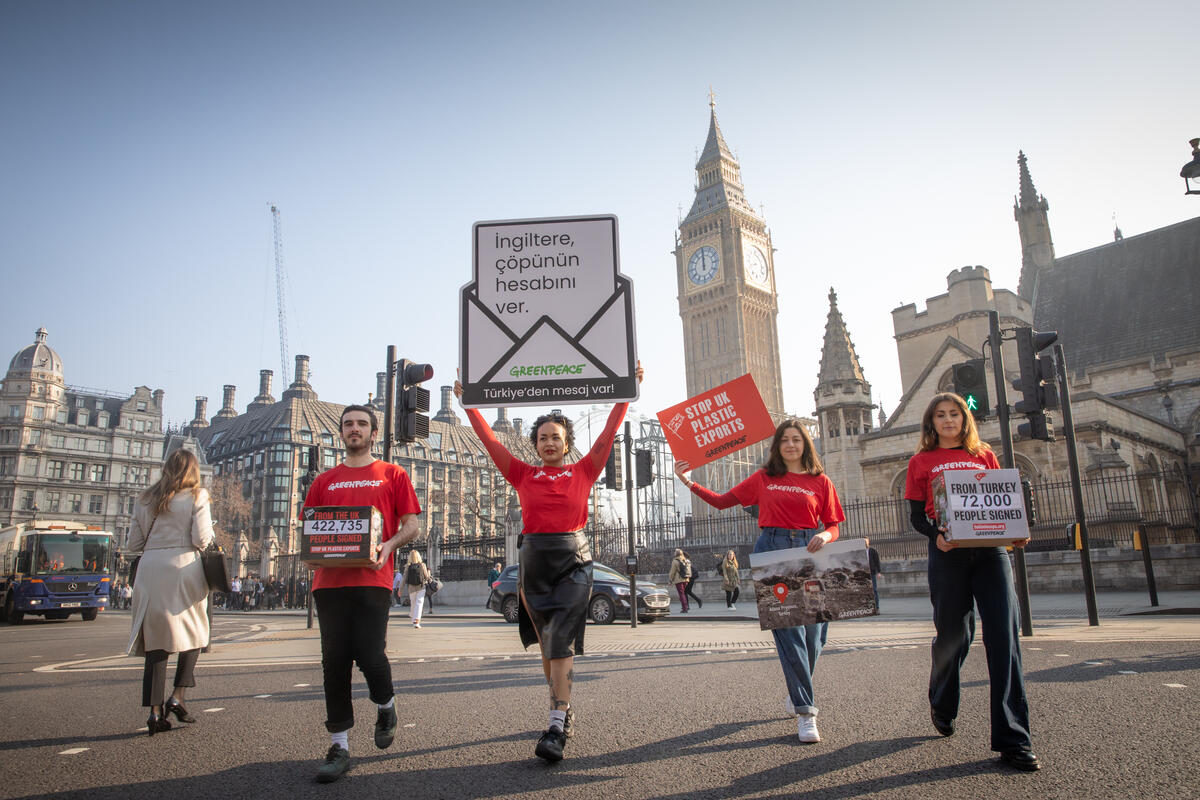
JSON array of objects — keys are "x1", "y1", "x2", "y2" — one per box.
[
  {"x1": 691, "y1": 470, "x2": 845, "y2": 532},
  {"x1": 303, "y1": 460, "x2": 421, "y2": 591},
  {"x1": 465, "y1": 404, "x2": 626, "y2": 533},
  {"x1": 905, "y1": 447, "x2": 1001, "y2": 519}
]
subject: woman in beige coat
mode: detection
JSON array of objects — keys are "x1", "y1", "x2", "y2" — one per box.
[{"x1": 126, "y1": 449, "x2": 214, "y2": 735}]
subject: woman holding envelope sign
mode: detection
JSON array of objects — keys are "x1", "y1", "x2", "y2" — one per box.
[
  {"x1": 455, "y1": 364, "x2": 641, "y2": 763},
  {"x1": 904, "y1": 392, "x2": 1039, "y2": 772},
  {"x1": 675, "y1": 419, "x2": 843, "y2": 744}
]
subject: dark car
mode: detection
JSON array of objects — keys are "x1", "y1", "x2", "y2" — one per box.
[{"x1": 487, "y1": 562, "x2": 671, "y2": 624}]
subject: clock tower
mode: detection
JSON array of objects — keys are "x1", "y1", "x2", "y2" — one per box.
[{"x1": 673, "y1": 101, "x2": 786, "y2": 504}]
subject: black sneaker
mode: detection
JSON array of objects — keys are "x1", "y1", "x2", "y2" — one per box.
[
  {"x1": 535, "y1": 727, "x2": 567, "y2": 762},
  {"x1": 374, "y1": 705, "x2": 397, "y2": 749},
  {"x1": 563, "y1": 707, "x2": 575, "y2": 739},
  {"x1": 315, "y1": 745, "x2": 351, "y2": 783}
]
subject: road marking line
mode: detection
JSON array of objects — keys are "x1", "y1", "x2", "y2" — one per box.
[
  {"x1": 255, "y1": 694, "x2": 272, "y2": 698},
  {"x1": 294, "y1": 683, "x2": 310, "y2": 687},
  {"x1": 1028, "y1": 647, "x2": 1043, "y2": 651},
  {"x1": 59, "y1": 747, "x2": 89, "y2": 755},
  {"x1": 1163, "y1": 683, "x2": 1187, "y2": 689},
  {"x1": 1084, "y1": 661, "x2": 1103, "y2": 666},
  {"x1": 203, "y1": 708, "x2": 224, "y2": 713},
  {"x1": 1118, "y1": 670, "x2": 1139, "y2": 674},
  {"x1": 1053, "y1": 653, "x2": 1070, "y2": 657},
  {"x1": 404, "y1": 723, "x2": 416, "y2": 728}
]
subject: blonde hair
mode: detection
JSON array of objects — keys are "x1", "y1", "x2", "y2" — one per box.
[
  {"x1": 141, "y1": 449, "x2": 202, "y2": 515},
  {"x1": 917, "y1": 392, "x2": 990, "y2": 456},
  {"x1": 407, "y1": 550, "x2": 423, "y2": 565},
  {"x1": 724, "y1": 550, "x2": 739, "y2": 569}
]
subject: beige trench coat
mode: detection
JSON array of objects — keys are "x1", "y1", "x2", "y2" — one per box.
[{"x1": 126, "y1": 488, "x2": 214, "y2": 656}]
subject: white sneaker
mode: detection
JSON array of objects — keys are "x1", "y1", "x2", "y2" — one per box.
[
  {"x1": 730, "y1": 604, "x2": 736, "y2": 611},
  {"x1": 797, "y1": 714, "x2": 821, "y2": 743}
]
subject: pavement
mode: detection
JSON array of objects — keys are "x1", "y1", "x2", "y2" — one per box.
[{"x1": 209, "y1": 588, "x2": 1200, "y2": 623}]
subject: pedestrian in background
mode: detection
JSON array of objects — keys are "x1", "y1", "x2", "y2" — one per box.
[
  {"x1": 865, "y1": 538, "x2": 881, "y2": 610},
  {"x1": 676, "y1": 419, "x2": 844, "y2": 744},
  {"x1": 682, "y1": 549, "x2": 704, "y2": 609},
  {"x1": 720, "y1": 549, "x2": 741, "y2": 610},
  {"x1": 669, "y1": 548, "x2": 691, "y2": 613},
  {"x1": 126, "y1": 448, "x2": 214, "y2": 736},
  {"x1": 905, "y1": 392, "x2": 1040, "y2": 772},
  {"x1": 403, "y1": 550, "x2": 432, "y2": 628}
]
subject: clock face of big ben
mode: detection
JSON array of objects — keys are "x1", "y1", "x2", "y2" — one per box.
[
  {"x1": 745, "y1": 244, "x2": 769, "y2": 285},
  {"x1": 687, "y1": 246, "x2": 719, "y2": 285}
]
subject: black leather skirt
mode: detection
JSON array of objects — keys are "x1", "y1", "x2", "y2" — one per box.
[{"x1": 518, "y1": 531, "x2": 593, "y2": 658}]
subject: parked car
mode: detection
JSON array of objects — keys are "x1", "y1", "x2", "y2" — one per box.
[{"x1": 487, "y1": 562, "x2": 671, "y2": 624}]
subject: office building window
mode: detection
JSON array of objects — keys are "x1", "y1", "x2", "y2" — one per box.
[
  {"x1": 0, "y1": 488, "x2": 12, "y2": 509},
  {"x1": 45, "y1": 492, "x2": 61, "y2": 512},
  {"x1": 22, "y1": 491, "x2": 37, "y2": 510},
  {"x1": 67, "y1": 493, "x2": 83, "y2": 513},
  {"x1": 89, "y1": 495, "x2": 103, "y2": 514},
  {"x1": 69, "y1": 462, "x2": 86, "y2": 481}
]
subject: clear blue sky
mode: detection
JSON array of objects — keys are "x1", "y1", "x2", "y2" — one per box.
[{"x1": 2, "y1": 0, "x2": 1195, "y2": 433}]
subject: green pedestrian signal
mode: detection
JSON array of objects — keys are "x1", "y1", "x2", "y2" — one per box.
[{"x1": 951, "y1": 359, "x2": 989, "y2": 420}]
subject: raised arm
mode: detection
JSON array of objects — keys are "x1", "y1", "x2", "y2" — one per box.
[
  {"x1": 464, "y1": 407, "x2": 515, "y2": 477},
  {"x1": 673, "y1": 459, "x2": 746, "y2": 510},
  {"x1": 584, "y1": 402, "x2": 629, "y2": 473}
]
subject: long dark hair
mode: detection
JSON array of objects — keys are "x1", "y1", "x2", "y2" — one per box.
[
  {"x1": 763, "y1": 419, "x2": 823, "y2": 477},
  {"x1": 917, "y1": 392, "x2": 990, "y2": 455}
]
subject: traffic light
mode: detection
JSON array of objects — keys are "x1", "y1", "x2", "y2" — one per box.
[
  {"x1": 395, "y1": 359, "x2": 433, "y2": 443},
  {"x1": 951, "y1": 359, "x2": 990, "y2": 420},
  {"x1": 604, "y1": 446, "x2": 623, "y2": 490},
  {"x1": 635, "y1": 449, "x2": 653, "y2": 488},
  {"x1": 1011, "y1": 327, "x2": 1058, "y2": 441}
]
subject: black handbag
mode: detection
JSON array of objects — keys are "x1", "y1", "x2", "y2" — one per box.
[
  {"x1": 201, "y1": 547, "x2": 231, "y2": 593},
  {"x1": 128, "y1": 555, "x2": 141, "y2": 586}
]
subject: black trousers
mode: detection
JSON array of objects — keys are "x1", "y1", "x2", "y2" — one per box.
[
  {"x1": 314, "y1": 586, "x2": 394, "y2": 733},
  {"x1": 725, "y1": 588, "x2": 740, "y2": 607},
  {"x1": 142, "y1": 649, "x2": 200, "y2": 707}
]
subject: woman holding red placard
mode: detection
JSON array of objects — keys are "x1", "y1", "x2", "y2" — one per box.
[
  {"x1": 455, "y1": 365, "x2": 641, "y2": 763},
  {"x1": 675, "y1": 419, "x2": 843, "y2": 744},
  {"x1": 905, "y1": 392, "x2": 1039, "y2": 772}
]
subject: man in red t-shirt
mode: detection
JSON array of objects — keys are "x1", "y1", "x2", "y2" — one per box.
[{"x1": 304, "y1": 405, "x2": 420, "y2": 783}]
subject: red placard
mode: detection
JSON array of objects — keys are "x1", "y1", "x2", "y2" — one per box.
[{"x1": 656, "y1": 374, "x2": 777, "y2": 469}]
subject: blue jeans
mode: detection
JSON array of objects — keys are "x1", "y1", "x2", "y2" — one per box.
[
  {"x1": 927, "y1": 542, "x2": 1032, "y2": 751},
  {"x1": 753, "y1": 527, "x2": 828, "y2": 716}
]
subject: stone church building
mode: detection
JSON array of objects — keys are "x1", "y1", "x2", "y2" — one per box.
[{"x1": 815, "y1": 153, "x2": 1199, "y2": 515}]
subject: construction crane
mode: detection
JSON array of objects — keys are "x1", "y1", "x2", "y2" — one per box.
[{"x1": 269, "y1": 204, "x2": 290, "y2": 386}]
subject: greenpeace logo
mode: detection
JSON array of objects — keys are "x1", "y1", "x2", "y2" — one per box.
[
  {"x1": 327, "y1": 480, "x2": 384, "y2": 491},
  {"x1": 766, "y1": 484, "x2": 815, "y2": 496},
  {"x1": 509, "y1": 364, "x2": 585, "y2": 377},
  {"x1": 930, "y1": 461, "x2": 988, "y2": 474}
]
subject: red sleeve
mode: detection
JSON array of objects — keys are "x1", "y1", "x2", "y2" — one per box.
[
  {"x1": 389, "y1": 468, "x2": 421, "y2": 538},
  {"x1": 819, "y1": 475, "x2": 846, "y2": 526},
  {"x1": 728, "y1": 470, "x2": 765, "y2": 508},
  {"x1": 466, "y1": 408, "x2": 515, "y2": 479},
  {"x1": 689, "y1": 483, "x2": 742, "y2": 510},
  {"x1": 904, "y1": 453, "x2": 927, "y2": 503},
  {"x1": 583, "y1": 402, "x2": 629, "y2": 477},
  {"x1": 982, "y1": 449, "x2": 1001, "y2": 468}
]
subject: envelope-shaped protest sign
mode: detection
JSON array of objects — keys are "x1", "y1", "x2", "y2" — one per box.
[
  {"x1": 656, "y1": 374, "x2": 776, "y2": 469},
  {"x1": 459, "y1": 215, "x2": 638, "y2": 408}
]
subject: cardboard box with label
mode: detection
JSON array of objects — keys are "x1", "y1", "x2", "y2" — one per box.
[
  {"x1": 301, "y1": 506, "x2": 383, "y2": 567},
  {"x1": 932, "y1": 468, "x2": 1030, "y2": 546}
]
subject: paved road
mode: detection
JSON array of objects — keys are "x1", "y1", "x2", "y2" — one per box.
[{"x1": 2, "y1": 609, "x2": 1198, "y2": 799}]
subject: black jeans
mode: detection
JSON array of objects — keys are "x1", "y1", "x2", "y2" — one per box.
[
  {"x1": 314, "y1": 586, "x2": 394, "y2": 733},
  {"x1": 724, "y1": 588, "x2": 740, "y2": 607},
  {"x1": 142, "y1": 649, "x2": 199, "y2": 707},
  {"x1": 927, "y1": 542, "x2": 1032, "y2": 752}
]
